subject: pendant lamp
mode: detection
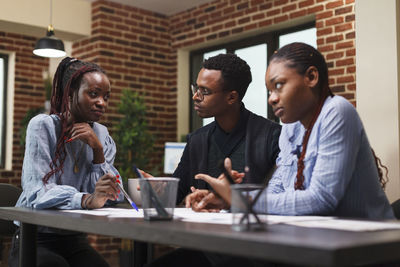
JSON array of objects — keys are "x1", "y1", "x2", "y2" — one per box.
[{"x1": 33, "y1": 0, "x2": 66, "y2": 58}]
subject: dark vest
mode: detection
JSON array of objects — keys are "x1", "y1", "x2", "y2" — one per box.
[{"x1": 207, "y1": 135, "x2": 245, "y2": 178}]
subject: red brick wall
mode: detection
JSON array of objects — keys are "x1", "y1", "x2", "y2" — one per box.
[{"x1": 170, "y1": 0, "x2": 356, "y2": 104}]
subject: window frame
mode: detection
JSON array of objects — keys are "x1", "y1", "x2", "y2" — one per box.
[{"x1": 0, "y1": 53, "x2": 8, "y2": 169}]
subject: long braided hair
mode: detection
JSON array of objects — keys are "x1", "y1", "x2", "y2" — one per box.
[
  {"x1": 42, "y1": 57, "x2": 106, "y2": 184},
  {"x1": 270, "y1": 42, "x2": 388, "y2": 190}
]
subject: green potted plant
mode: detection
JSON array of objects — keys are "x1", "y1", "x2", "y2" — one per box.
[{"x1": 113, "y1": 89, "x2": 155, "y2": 181}]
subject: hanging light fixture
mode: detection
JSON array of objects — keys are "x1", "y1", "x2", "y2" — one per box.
[{"x1": 33, "y1": 0, "x2": 66, "y2": 58}]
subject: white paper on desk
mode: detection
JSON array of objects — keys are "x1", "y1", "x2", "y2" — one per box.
[
  {"x1": 61, "y1": 208, "x2": 143, "y2": 218},
  {"x1": 172, "y1": 210, "x2": 330, "y2": 225},
  {"x1": 104, "y1": 208, "x2": 144, "y2": 218},
  {"x1": 61, "y1": 209, "x2": 111, "y2": 216},
  {"x1": 173, "y1": 208, "x2": 233, "y2": 224},
  {"x1": 174, "y1": 208, "x2": 281, "y2": 225},
  {"x1": 266, "y1": 215, "x2": 335, "y2": 224},
  {"x1": 285, "y1": 218, "x2": 400, "y2": 231}
]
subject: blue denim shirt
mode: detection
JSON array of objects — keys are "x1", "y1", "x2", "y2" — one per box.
[
  {"x1": 254, "y1": 96, "x2": 394, "y2": 220},
  {"x1": 16, "y1": 114, "x2": 123, "y2": 210}
]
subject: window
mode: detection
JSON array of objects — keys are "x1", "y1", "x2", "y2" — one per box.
[
  {"x1": 279, "y1": 27, "x2": 317, "y2": 48},
  {"x1": 189, "y1": 23, "x2": 316, "y2": 131},
  {"x1": 0, "y1": 54, "x2": 8, "y2": 168}
]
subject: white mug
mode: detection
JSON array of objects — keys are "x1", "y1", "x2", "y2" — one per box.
[{"x1": 127, "y1": 178, "x2": 142, "y2": 206}]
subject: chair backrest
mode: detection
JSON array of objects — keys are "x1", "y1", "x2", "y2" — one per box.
[
  {"x1": 0, "y1": 183, "x2": 22, "y2": 236},
  {"x1": 391, "y1": 198, "x2": 400, "y2": 220}
]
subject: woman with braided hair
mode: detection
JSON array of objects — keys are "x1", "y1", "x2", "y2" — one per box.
[
  {"x1": 9, "y1": 57, "x2": 122, "y2": 267},
  {"x1": 189, "y1": 42, "x2": 394, "y2": 220}
]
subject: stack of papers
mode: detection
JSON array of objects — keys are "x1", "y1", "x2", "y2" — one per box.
[{"x1": 60, "y1": 208, "x2": 400, "y2": 232}]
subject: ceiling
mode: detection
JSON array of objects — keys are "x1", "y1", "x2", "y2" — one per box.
[{"x1": 88, "y1": 0, "x2": 216, "y2": 15}]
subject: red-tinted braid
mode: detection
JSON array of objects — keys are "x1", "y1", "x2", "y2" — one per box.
[
  {"x1": 294, "y1": 96, "x2": 327, "y2": 190},
  {"x1": 42, "y1": 62, "x2": 104, "y2": 184},
  {"x1": 43, "y1": 76, "x2": 75, "y2": 184}
]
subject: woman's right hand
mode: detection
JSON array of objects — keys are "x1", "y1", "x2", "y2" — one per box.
[
  {"x1": 134, "y1": 169, "x2": 153, "y2": 191},
  {"x1": 67, "y1": 122, "x2": 105, "y2": 164},
  {"x1": 82, "y1": 173, "x2": 119, "y2": 209},
  {"x1": 68, "y1": 122, "x2": 101, "y2": 149},
  {"x1": 139, "y1": 169, "x2": 153, "y2": 178},
  {"x1": 231, "y1": 170, "x2": 245, "y2": 184}
]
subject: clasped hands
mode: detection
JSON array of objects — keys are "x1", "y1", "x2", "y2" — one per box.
[{"x1": 185, "y1": 158, "x2": 243, "y2": 212}]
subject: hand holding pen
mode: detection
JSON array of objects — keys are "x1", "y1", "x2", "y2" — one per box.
[
  {"x1": 115, "y1": 174, "x2": 139, "y2": 211},
  {"x1": 82, "y1": 173, "x2": 120, "y2": 209}
]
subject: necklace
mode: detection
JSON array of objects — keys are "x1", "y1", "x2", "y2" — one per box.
[{"x1": 69, "y1": 141, "x2": 85, "y2": 173}]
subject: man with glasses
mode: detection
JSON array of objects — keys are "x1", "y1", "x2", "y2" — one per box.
[{"x1": 174, "y1": 53, "x2": 281, "y2": 205}]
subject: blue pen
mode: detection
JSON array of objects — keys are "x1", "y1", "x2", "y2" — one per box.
[{"x1": 116, "y1": 174, "x2": 139, "y2": 211}]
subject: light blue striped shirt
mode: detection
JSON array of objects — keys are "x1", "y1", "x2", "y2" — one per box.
[
  {"x1": 254, "y1": 96, "x2": 394, "y2": 219},
  {"x1": 16, "y1": 114, "x2": 123, "y2": 210}
]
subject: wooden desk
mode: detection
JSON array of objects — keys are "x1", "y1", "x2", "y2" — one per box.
[{"x1": 1, "y1": 207, "x2": 400, "y2": 267}]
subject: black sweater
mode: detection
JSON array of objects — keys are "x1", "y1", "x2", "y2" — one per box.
[{"x1": 173, "y1": 108, "x2": 281, "y2": 204}]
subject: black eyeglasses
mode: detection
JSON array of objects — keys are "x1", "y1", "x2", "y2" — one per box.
[{"x1": 191, "y1": 84, "x2": 224, "y2": 101}]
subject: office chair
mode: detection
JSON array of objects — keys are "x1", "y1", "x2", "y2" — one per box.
[
  {"x1": 0, "y1": 183, "x2": 21, "y2": 235},
  {"x1": 391, "y1": 198, "x2": 400, "y2": 220},
  {"x1": 0, "y1": 183, "x2": 22, "y2": 262}
]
